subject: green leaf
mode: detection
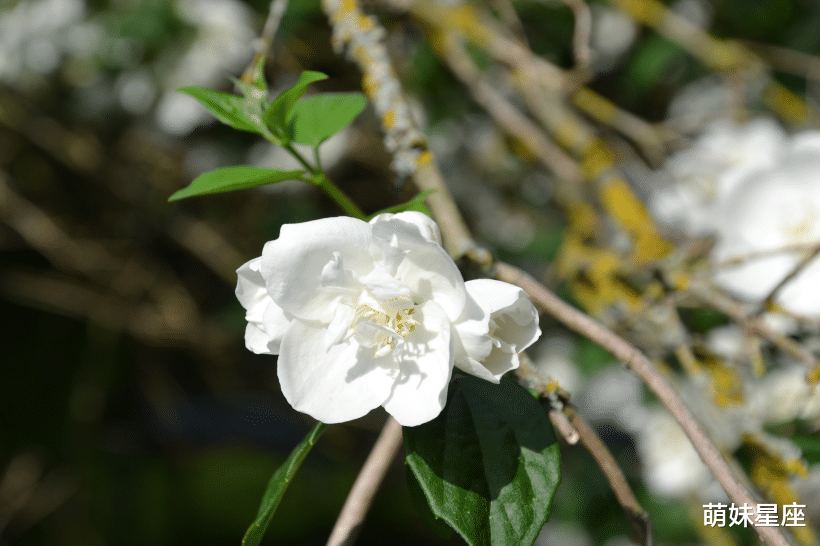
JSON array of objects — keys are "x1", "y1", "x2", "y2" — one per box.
[
  {"x1": 366, "y1": 190, "x2": 434, "y2": 219},
  {"x1": 179, "y1": 86, "x2": 265, "y2": 134},
  {"x1": 792, "y1": 433, "x2": 820, "y2": 464},
  {"x1": 289, "y1": 92, "x2": 367, "y2": 146},
  {"x1": 168, "y1": 166, "x2": 304, "y2": 201},
  {"x1": 404, "y1": 376, "x2": 561, "y2": 546},
  {"x1": 231, "y1": 56, "x2": 268, "y2": 105},
  {"x1": 407, "y1": 466, "x2": 454, "y2": 540},
  {"x1": 242, "y1": 422, "x2": 327, "y2": 546},
  {"x1": 263, "y1": 71, "x2": 328, "y2": 136}
]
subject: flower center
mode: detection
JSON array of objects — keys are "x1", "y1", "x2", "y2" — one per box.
[{"x1": 350, "y1": 296, "x2": 418, "y2": 357}]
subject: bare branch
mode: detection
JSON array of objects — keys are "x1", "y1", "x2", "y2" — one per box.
[
  {"x1": 326, "y1": 417, "x2": 403, "y2": 546},
  {"x1": 322, "y1": 0, "x2": 482, "y2": 261},
  {"x1": 240, "y1": 0, "x2": 290, "y2": 84},
  {"x1": 558, "y1": 404, "x2": 654, "y2": 546},
  {"x1": 494, "y1": 261, "x2": 793, "y2": 546}
]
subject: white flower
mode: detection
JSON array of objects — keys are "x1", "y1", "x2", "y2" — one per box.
[
  {"x1": 649, "y1": 118, "x2": 820, "y2": 318},
  {"x1": 638, "y1": 407, "x2": 711, "y2": 498},
  {"x1": 650, "y1": 118, "x2": 786, "y2": 236},
  {"x1": 235, "y1": 212, "x2": 541, "y2": 426},
  {"x1": 710, "y1": 136, "x2": 820, "y2": 316}
]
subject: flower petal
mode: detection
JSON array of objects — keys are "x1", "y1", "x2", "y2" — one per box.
[
  {"x1": 467, "y1": 279, "x2": 541, "y2": 350},
  {"x1": 381, "y1": 301, "x2": 454, "y2": 427},
  {"x1": 278, "y1": 320, "x2": 397, "y2": 424},
  {"x1": 373, "y1": 235, "x2": 467, "y2": 322},
  {"x1": 261, "y1": 217, "x2": 373, "y2": 322},
  {"x1": 359, "y1": 266, "x2": 411, "y2": 300},
  {"x1": 245, "y1": 322, "x2": 273, "y2": 354},
  {"x1": 261, "y1": 298, "x2": 293, "y2": 354},
  {"x1": 325, "y1": 304, "x2": 354, "y2": 350},
  {"x1": 456, "y1": 279, "x2": 541, "y2": 381},
  {"x1": 236, "y1": 257, "x2": 268, "y2": 322},
  {"x1": 452, "y1": 292, "x2": 495, "y2": 379},
  {"x1": 369, "y1": 211, "x2": 443, "y2": 245}
]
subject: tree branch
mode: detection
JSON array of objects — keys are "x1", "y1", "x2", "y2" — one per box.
[
  {"x1": 326, "y1": 417, "x2": 403, "y2": 546},
  {"x1": 494, "y1": 261, "x2": 793, "y2": 546}
]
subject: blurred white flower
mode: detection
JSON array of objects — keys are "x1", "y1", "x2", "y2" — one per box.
[
  {"x1": 580, "y1": 366, "x2": 648, "y2": 434},
  {"x1": 0, "y1": 0, "x2": 85, "y2": 84},
  {"x1": 637, "y1": 407, "x2": 711, "y2": 498},
  {"x1": 156, "y1": 0, "x2": 254, "y2": 134},
  {"x1": 752, "y1": 365, "x2": 820, "y2": 423},
  {"x1": 235, "y1": 212, "x2": 540, "y2": 426},
  {"x1": 590, "y1": 5, "x2": 637, "y2": 74},
  {"x1": 650, "y1": 119, "x2": 820, "y2": 317},
  {"x1": 705, "y1": 324, "x2": 746, "y2": 362},
  {"x1": 650, "y1": 118, "x2": 786, "y2": 236},
  {"x1": 711, "y1": 139, "x2": 820, "y2": 315},
  {"x1": 533, "y1": 336, "x2": 581, "y2": 393}
]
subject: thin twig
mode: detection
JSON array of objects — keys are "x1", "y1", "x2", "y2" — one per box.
[
  {"x1": 439, "y1": 33, "x2": 584, "y2": 185},
  {"x1": 560, "y1": 404, "x2": 654, "y2": 546},
  {"x1": 490, "y1": 0, "x2": 529, "y2": 47},
  {"x1": 322, "y1": 0, "x2": 481, "y2": 261},
  {"x1": 240, "y1": 0, "x2": 290, "y2": 84},
  {"x1": 711, "y1": 242, "x2": 820, "y2": 269},
  {"x1": 687, "y1": 280, "x2": 820, "y2": 382},
  {"x1": 494, "y1": 261, "x2": 792, "y2": 546},
  {"x1": 758, "y1": 245, "x2": 820, "y2": 315},
  {"x1": 742, "y1": 40, "x2": 820, "y2": 81},
  {"x1": 558, "y1": 0, "x2": 593, "y2": 70},
  {"x1": 326, "y1": 417, "x2": 403, "y2": 546}
]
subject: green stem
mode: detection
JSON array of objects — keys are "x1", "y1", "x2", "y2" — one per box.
[
  {"x1": 315, "y1": 172, "x2": 367, "y2": 220},
  {"x1": 280, "y1": 141, "x2": 365, "y2": 220},
  {"x1": 281, "y1": 142, "x2": 315, "y2": 173}
]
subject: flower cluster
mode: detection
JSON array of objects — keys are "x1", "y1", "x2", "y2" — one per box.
[
  {"x1": 650, "y1": 118, "x2": 820, "y2": 319},
  {"x1": 236, "y1": 212, "x2": 540, "y2": 426}
]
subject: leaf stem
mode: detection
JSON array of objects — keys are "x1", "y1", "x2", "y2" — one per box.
[
  {"x1": 280, "y1": 141, "x2": 366, "y2": 220},
  {"x1": 314, "y1": 172, "x2": 367, "y2": 220},
  {"x1": 281, "y1": 141, "x2": 315, "y2": 172}
]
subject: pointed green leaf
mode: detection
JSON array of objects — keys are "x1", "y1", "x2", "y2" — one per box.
[
  {"x1": 407, "y1": 466, "x2": 455, "y2": 540},
  {"x1": 367, "y1": 190, "x2": 434, "y2": 219},
  {"x1": 168, "y1": 166, "x2": 304, "y2": 201},
  {"x1": 404, "y1": 376, "x2": 561, "y2": 546},
  {"x1": 242, "y1": 422, "x2": 327, "y2": 546},
  {"x1": 289, "y1": 92, "x2": 367, "y2": 146},
  {"x1": 263, "y1": 71, "x2": 328, "y2": 136},
  {"x1": 179, "y1": 86, "x2": 265, "y2": 134},
  {"x1": 231, "y1": 56, "x2": 268, "y2": 105}
]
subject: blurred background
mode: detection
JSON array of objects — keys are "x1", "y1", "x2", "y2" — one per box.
[{"x1": 1, "y1": 0, "x2": 820, "y2": 545}]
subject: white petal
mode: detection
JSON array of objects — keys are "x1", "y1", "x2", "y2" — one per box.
[
  {"x1": 353, "y1": 321, "x2": 400, "y2": 348},
  {"x1": 454, "y1": 356, "x2": 501, "y2": 383},
  {"x1": 452, "y1": 292, "x2": 494, "y2": 377},
  {"x1": 370, "y1": 211, "x2": 443, "y2": 245},
  {"x1": 481, "y1": 344, "x2": 521, "y2": 379},
  {"x1": 261, "y1": 217, "x2": 372, "y2": 322},
  {"x1": 359, "y1": 266, "x2": 411, "y2": 300},
  {"x1": 369, "y1": 234, "x2": 407, "y2": 275},
  {"x1": 278, "y1": 320, "x2": 397, "y2": 424},
  {"x1": 320, "y1": 251, "x2": 358, "y2": 289},
  {"x1": 245, "y1": 322, "x2": 273, "y2": 354},
  {"x1": 455, "y1": 279, "x2": 541, "y2": 381},
  {"x1": 325, "y1": 304, "x2": 354, "y2": 350},
  {"x1": 261, "y1": 299, "x2": 293, "y2": 354},
  {"x1": 467, "y1": 279, "x2": 541, "y2": 351},
  {"x1": 370, "y1": 216, "x2": 467, "y2": 321},
  {"x1": 236, "y1": 257, "x2": 268, "y2": 322},
  {"x1": 382, "y1": 301, "x2": 454, "y2": 427}
]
